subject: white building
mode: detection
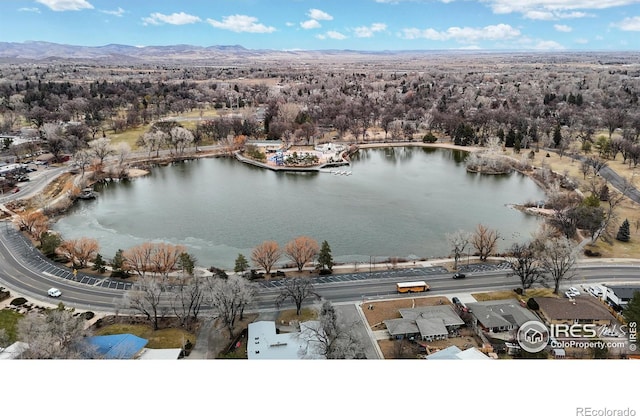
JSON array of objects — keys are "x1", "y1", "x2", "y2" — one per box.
[{"x1": 247, "y1": 321, "x2": 325, "y2": 360}]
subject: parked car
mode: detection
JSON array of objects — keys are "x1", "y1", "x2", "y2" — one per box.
[
  {"x1": 452, "y1": 273, "x2": 466, "y2": 279},
  {"x1": 568, "y1": 287, "x2": 580, "y2": 296},
  {"x1": 47, "y1": 288, "x2": 62, "y2": 297}
]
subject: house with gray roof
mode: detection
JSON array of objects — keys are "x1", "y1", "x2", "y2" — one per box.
[
  {"x1": 467, "y1": 299, "x2": 540, "y2": 334},
  {"x1": 384, "y1": 305, "x2": 465, "y2": 341},
  {"x1": 604, "y1": 285, "x2": 640, "y2": 310}
]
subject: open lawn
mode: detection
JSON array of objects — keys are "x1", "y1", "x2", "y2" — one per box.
[
  {"x1": 0, "y1": 309, "x2": 23, "y2": 345},
  {"x1": 277, "y1": 307, "x2": 318, "y2": 324},
  {"x1": 109, "y1": 125, "x2": 149, "y2": 149},
  {"x1": 94, "y1": 323, "x2": 195, "y2": 349},
  {"x1": 508, "y1": 144, "x2": 640, "y2": 259}
]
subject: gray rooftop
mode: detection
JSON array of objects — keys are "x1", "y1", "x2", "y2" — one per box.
[
  {"x1": 607, "y1": 285, "x2": 640, "y2": 301},
  {"x1": 466, "y1": 299, "x2": 540, "y2": 328},
  {"x1": 384, "y1": 318, "x2": 419, "y2": 336},
  {"x1": 415, "y1": 319, "x2": 448, "y2": 338},
  {"x1": 398, "y1": 305, "x2": 465, "y2": 327}
]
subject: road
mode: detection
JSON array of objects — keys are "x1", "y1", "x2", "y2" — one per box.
[{"x1": 2, "y1": 221, "x2": 640, "y2": 314}]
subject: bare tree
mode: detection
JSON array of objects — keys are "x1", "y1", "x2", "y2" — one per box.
[
  {"x1": 88, "y1": 137, "x2": 114, "y2": 166},
  {"x1": 124, "y1": 275, "x2": 166, "y2": 330},
  {"x1": 150, "y1": 242, "x2": 187, "y2": 279},
  {"x1": 284, "y1": 236, "x2": 319, "y2": 272},
  {"x1": 57, "y1": 237, "x2": 100, "y2": 268},
  {"x1": 123, "y1": 242, "x2": 154, "y2": 277},
  {"x1": 297, "y1": 300, "x2": 364, "y2": 359},
  {"x1": 472, "y1": 224, "x2": 500, "y2": 261},
  {"x1": 205, "y1": 275, "x2": 255, "y2": 337},
  {"x1": 17, "y1": 305, "x2": 89, "y2": 359},
  {"x1": 14, "y1": 211, "x2": 49, "y2": 239},
  {"x1": 446, "y1": 229, "x2": 472, "y2": 270},
  {"x1": 123, "y1": 242, "x2": 187, "y2": 278},
  {"x1": 275, "y1": 278, "x2": 321, "y2": 316},
  {"x1": 73, "y1": 149, "x2": 93, "y2": 177},
  {"x1": 251, "y1": 240, "x2": 281, "y2": 275},
  {"x1": 506, "y1": 242, "x2": 544, "y2": 294},
  {"x1": 171, "y1": 277, "x2": 205, "y2": 327},
  {"x1": 538, "y1": 236, "x2": 577, "y2": 295},
  {"x1": 137, "y1": 130, "x2": 166, "y2": 158}
]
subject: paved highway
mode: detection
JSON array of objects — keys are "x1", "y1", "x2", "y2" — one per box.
[{"x1": 2, "y1": 220, "x2": 640, "y2": 314}]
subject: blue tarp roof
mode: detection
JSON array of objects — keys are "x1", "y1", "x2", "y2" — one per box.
[{"x1": 85, "y1": 334, "x2": 149, "y2": 359}]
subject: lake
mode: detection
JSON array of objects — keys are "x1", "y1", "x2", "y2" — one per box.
[{"x1": 52, "y1": 146, "x2": 546, "y2": 269}]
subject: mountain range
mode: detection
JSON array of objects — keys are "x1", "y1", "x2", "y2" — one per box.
[
  {"x1": 0, "y1": 40, "x2": 425, "y2": 64},
  {"x1": 1, "y1": 41, "x2": 638, "y2": 65}
]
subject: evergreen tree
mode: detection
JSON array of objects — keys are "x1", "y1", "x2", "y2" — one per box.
[
  {"x1": 110, "y1": 249, "x2": 128, "y2": 278},
  {"x1": 616, "y1": 219, "x2": 631, "y2": 242},
  {"x1": 553, "y1": 124, "x2": 563, "y2": 148},
  {"x1": 623, "y1": 291, "x2": 640, "y2": 328},
  {"x1": 317, "y1": 240, "x2": 334, "y2": 273},
  {"x1": 92, "y1": 253, "x2": 107, "y2": 273},
  {"x1": 234, "y1": 253, "x2": 249, "y2": 273},
  {"x1": 599, "y1": 184, "x2": 610, "y2": 202}
]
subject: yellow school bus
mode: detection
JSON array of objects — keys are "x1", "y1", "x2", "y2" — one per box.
[{"x1": 396, "y1": 281, "x2": 430, "y2": 293}]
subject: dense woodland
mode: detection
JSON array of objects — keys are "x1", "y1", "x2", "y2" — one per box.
[{"x1": 1, "y1": 53, "x2": 639, "y2": 158}]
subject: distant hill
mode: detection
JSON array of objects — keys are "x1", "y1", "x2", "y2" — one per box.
[
  {"x1": 0, "y1": 41, "x2": 423, "y2": 64},
  {"x1": 0, "y1": 41, "x2": 638, "y2": 65}
]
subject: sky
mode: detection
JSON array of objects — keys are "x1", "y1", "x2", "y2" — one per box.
[{"x1": 1, "y1": 0, "x2": 640, "y2": 51}]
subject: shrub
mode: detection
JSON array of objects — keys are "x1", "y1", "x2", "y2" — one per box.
[
  {"x1": 10, "y1": 297, "x2": 28, "y2": 306},
  {"x1": 82, "y1": 311, "x2": 95, "y2": 320},
  {"x1": 584, "y1": 249, "x2": 602, "y2": 257},
  {"x1": 422, "y1": 132, "x2": 438, "y2": 143},
  {"x1": 527, "y1": 298, "x2": 539, "y2": 311},
  {"x1": 513, "y1": 288, "x2": 524, "y2": 295}
]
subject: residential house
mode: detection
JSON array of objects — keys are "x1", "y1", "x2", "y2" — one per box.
[
  {"x1": 384, "y1": 305, "x2": 464, "y2": 341},
  {"x1": 467, "y1": 299, "x2": 540, "y2": 335},
  {"x1": 534, "y1": 296, "x2": 617, "y2": 326},
  {"x1": 247, "y1": 320, "x2": 325, "y2": 359},
  {"x1": 426, "y1": 345, "x2": 491, "y2": 360},
  {"x1": 83, "y1": 334, "x2": 149, "y2": 359},
  {"x1": 603, "y1": 285, "x2": 640, "y2": 311}
]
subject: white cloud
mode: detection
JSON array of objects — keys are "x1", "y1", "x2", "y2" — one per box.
[
  {"x1": 317, "y1": 31, "x2": 348, "y2": 40},
  {"x1": 308, "y1": 9, "x2": 333, "y2": 21},
  {"x1": 207, "y1": 15, "x2": 276, "y2": 33},
  {"x1": 484, "y1": 0, "x2": 633, "y2": 20},
  {"x1": 18, "y1": 7, "x2": 41, "y2": 13},
  {"x1": 100, "y1": 7, "x2": 125, "y2": 17},
  {"x1": 354, "y1": 23, "x2": 387, "y2": 37},
  {"x1": 35, "y1": 0, "x2": 93, "y2": 11},
  {"x1": 401, "y1": 23, "x2": 521, "y2": 42},
  {"x1": 533, "y1": 40, "x2": 565, "y2": 50},
  {"x1": 286, "y1": 22, "x2": 295, "y2": 27},
  {"x1": 614, "y1": 16, "x2": 640, "y2": 31},
  {"x1": 143, "y1": 12, "x2": 201, "y2": 26},
  {"x1": 554, "y1": 24, "x2": 572, "y2": 32},
  {"x1": 575, "y1": 38, "x2": 589, "y2": 43},
  {"x1": 301, "y1": 19, "x2": 321, "y2": 29}
]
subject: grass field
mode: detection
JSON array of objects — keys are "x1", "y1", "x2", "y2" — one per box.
[
  {"x1": 0, "y1": 309, "x2": 24, "y2": 345},
  {"x1": 94, "y1": 323, "x2": 195, "y2": 349}
]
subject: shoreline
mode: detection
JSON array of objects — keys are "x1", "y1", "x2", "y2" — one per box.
[{"x1": 20, "y1": 140, "x2": 560, "y2": 272}]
